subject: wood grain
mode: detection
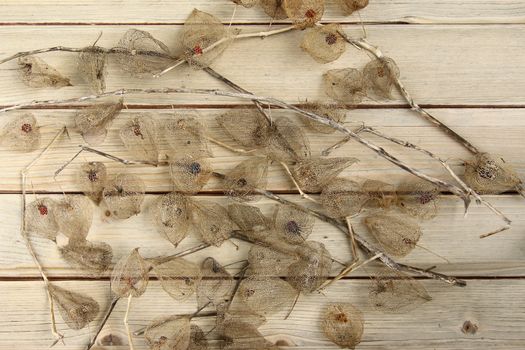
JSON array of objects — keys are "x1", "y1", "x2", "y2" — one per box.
[
  {"x1": 0, "y1": 279, "x2": 523, "y2": 349},
  {"x1": 0, "y1": 1, "x2": 524, "y2": 24},
  {"x1": 0, "y1": 25, "x2": 524, "y2": 106},
  {"x1": 3, "y1": 194, "x2": 524, "y2": 278}
]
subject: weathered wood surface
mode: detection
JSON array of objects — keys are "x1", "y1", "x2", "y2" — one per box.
[
  {"x1": 0, "y1": 280, "x2": 523, "y2": 349},
  {"x1": 0, "y1": 25, "x2": 524, "y2": 106},
  {"x1": 0, "y1": 1, "x2": 524, "y2": 24}
]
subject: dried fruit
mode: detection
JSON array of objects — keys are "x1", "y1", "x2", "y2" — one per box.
[
  {"x1": 220, "y1": 320, "x2": 280, "y2": 350},
  {"x1": 111, "y1": 248, "x2": 150, "y2": 297},
  {"x1": 283, "y1": 0, "x2": 325, "y2": 28},
  {"x1": 77, "y1": 161, "x2": 107, "y2": 204},
  {"x1": 292, "y1": 157, "x2": 358, "y2": 192},
  {"x1": 152, "y1": 192, "x2": 192, "y2": 247},
  {"x1": 247, "y1": 245, "x2": 297, "y2": 277},
  {"x1": 324, "y1": 68, "x2": 367, "y2": 104},
  {"x1": 322, "y1": 303, "x2": 364, "y2": 349},
  {"x1": 169, "y1": 155, "x2": 212, "y2": 194},
  {"x1": 217, "y1": 109, "x2": 270, "y2": 150},
  {"x1": 119, "y1": 115, "x2": 159, "y2": 164},
  {"x1": 301, "y1": 102, "x2": 347, "y2": 134},
  {"x1": 197, "y1": 257, "x2": 234, "y2": 309},
  {"x1": 362, "y1": 179, "x2": 396, "y2": 209},
  {"x1": 363, "y1": 57, "x2": 400, "y2": 99},
  {"x1": 1, "y1": 113, "x2": 41, "y2": 152},
  {"x1": 320, "y1": 178, "x2": 368, "y2": 218},
  {"x1": 266, "y1": 116, "x2": 311, "y2": 162},
  {"x1": 287, "y1": 241, "x2": 332, "y2": 293},
  {"x1": 223, "y1": 157, "x2": 269, "y2": 201},
  {"x1": 189, "y1": 325, "x2": 209, "y2": 350},
  {"x1": 48, "y1": 283, "x2": 99, "y2": 330},
  {"x1": 397, "y1": 180, "x2": 441, "y2": 219},
  {"x1": 18, "y1": 56, "x2": 71, "y2": 88},
  {"x1": 228, "y1": 203, "x2": 271, "y2": 234},
  {"x1": 152, "y1": 258, "x2": 202, "y2": 301},
  {"x1": 25, "y1": 197, "x2": 59, "y2": 240},
  {"x1": 192, "y1": 200, "x2": 238, "y2": 246},
  {"x1": 78, "y1": 46, "x2": 107, "y2": 94},
  {"x1": 53, "y1": 195, "x2": 93, "y2": 241},
  {"x1": 103, "y1": 173, "x2": 146, "y2": 219},
  {"x1": 59, "y1": 239, "x2": 113, "y2": 275},
  {"x1": 301, "y1": 24, "x2": 346, "y2": 64},
  {"x1": 238, "y1": 276, "x2": 297, "y2": 315},
  {"x1": 164, "y1": 117, "x2": 212, "y2": 159},
  {"x1": 464, "y1": 153, "x2": 522, "y2": 194},
  {"x1": 273, "y1": 204, "x2": 314, "y2": 244},
  {"x1": 259, "y1": 0, "x2": 288, "y2": 20},
  {"x1": 144, "y1": 315, "x2": 191, "y2": 350},
  {"x1": 338, "y1": 0, "x2": 369, "y2": 15},
  {"x1": 74, "y1": 99, "x2": 123, "y2": 145}
]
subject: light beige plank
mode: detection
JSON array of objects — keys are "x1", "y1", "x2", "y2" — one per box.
[
  {"x1": 2, "y1": 193, "x2": 524, "y2": 278},
  {"x1": 0, "y1": 279, "x2": 523, "y2": 349},
  {"x1": 0, "y1": 1, "x2": 524, "y2": 24},
  {"x1": 1, "y1": 109, "x2": 524, "y2": 193},
  {"x1": 0, "y1": 25, "x2": 524, "y2": 105}
]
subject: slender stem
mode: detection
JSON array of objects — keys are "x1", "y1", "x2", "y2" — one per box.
[
  {"x1": 146, "y1": 243, "x2": 211, "y2": 267},
  {"x1": 318, "y1": 253, "x2": 382, "y2": 291},
  {"x1": 79, "y1": 145, "x2": 162, "y2": 167},
  {"x1": 86, "y1": 297, "x2": 119, "y2": 350},
  {"x1": 345, "y1": 218, "x2": 359, "y2": 261},
  {"x1": 124, "y1": 295, "x2": 134, "y2": 350},
  {"x1": 54, "y1": 148, "x2": 83, "y2": 179},
  {"x1": 279, "y1": 161, "x2": 318, "y2": 203}
]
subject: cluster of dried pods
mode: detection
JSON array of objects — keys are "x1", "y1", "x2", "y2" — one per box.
[{"x1": 1, "y1": 1, "x2": 522, "y2": 350}]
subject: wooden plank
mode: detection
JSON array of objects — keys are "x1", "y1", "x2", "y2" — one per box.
[
  {"x1": 0, "y1": 279, "x2": 523, "y2": 349},
  {"x1": 1, "y1": 108, "x2": 524, "y2": 193},
  {"x1": 2, "y1": 193, "x2": 524, "y2": 278},
  {"x1": 0, "y1": 1, "x2": 524, "y2": 24},
  {"x1": 0, "y1": 25, "x2": 525, "y2": 106}
]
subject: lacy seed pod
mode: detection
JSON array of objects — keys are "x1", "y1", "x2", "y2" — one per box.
[
  {"x1": 189, "y1": 325, "x2": 209, "y2": 350},
  {"x1": 364, "y1": 212, "x2": 422, "y2": 258},
  {"x1": 152, "y1": 192, "x2": 192, "y2": 247},
  {"x1": 74, "y1": 99, "x2": 123, "y2": 145},
  {"x1": 238, "y1": 276, "x2": 297, "y2": 316},
  {"x1": 48, "y1": 284, "x2": 99, "y2": 330},
  {"x1": 78, "y1": 46, "x2": 108, "y2": 94},
  {"x1": 111, "y1": 248, "x2": 150, "y2": 298},
  {"x1": 324, "y1": 68, "x2": 367, "y2": 104},
  {"x1": 228, "y1": 203, "x2": 271, "y2": 234},
  {"x1": 273, "y1": 204, "x2": 314, "y2": 244},
  {"x1": 197, "y1": 257, "x2": 234, "y2": 309},
  {"x1": 192, "y1": 200, "x2": 238, "y2": 247},
  {"x1": 301, "y1": 24, "x2": 346, "y2": 64},
  {"x1": 287, "y1": 241, "x2": 332, "y2": 293},
  {"x1": 1, "y1": 113, "x2": 40, "y2": 152},
  {"x1": 369, "y1": 270, "x2": 432, "y2": 313},
  {"x1": 247, "y1": 245, "x2": 298, "y2": 277},
  {"x1": 220, "y1": 320, "x2": 280, "y2": 350},
  {"x1": 283, "y1": 0, "x2": 325, "y2": 29},
  {"x1": 115, "y1": 29, "x2": 173, "y2": 76},
  {"x1": 103, "y1": 173, "x2": 146, "y2": 219},
  {"x1": 144, "y1": 315, "x2": 191, "y2": 350},
  {"x1": 266, "y1": 116, "x2": 311, "y2": 162},
  {"x1": 396, "y1": 180, "x2": 441, "y2": 220},
  {"x1": 320, "y1": 178, "x2": 368, "y2": 218},
  {"x1": 18, "y1": 56, "x2": 71, "y2": 88},
  {"x1": 292, "y1": 157, "x2": 358, "y2": 193},
  {"x1": 362, "y1": 179, "x2": 396, "y2": 209},
  {"x1": 363, "y1": 57, "x2": 400, "y2": 99},
  {"x1": 152, "y1": 258, "x2": 202, "y2": 301},
  {"x1": 301, "y1": 102, "x2": 347, "y2": 134},
  {"x1": 322, "y1": 303, "x2": 364, "y2": 349},
  {"x1": 119, "y1": 115, "x2": 159, "y2": 164},
  {"x1": 464, "y1": 152, "x2": 522, "y2": 194},
  {"x1": 25, "y1": 197, "x2": 59, "y2": 240},
  {"x1": 223, "y1": 157, "x2": 269, "y2": 201},
  {"x1": 338, "y1": 0, "x2": 369, "y2": 15},
  {"x1": 217, "y1": 109, "x2": 270, "y2": 150},
  {"x1": 59, "y1": 239, "x2": 113, "y2": 276},
  {"x1": 77, "y1": 161, "x2": 107, "y2": 204},
  {"x1": 169, "y1": 155, "x2": 212, "y2": 194},
  {"x1": 259, "y1": 0, "x2": 288, "y2": 20},
  {"x1": 164, "y1": 117, "x2": 212, "y2": 159},
  {"x1": 53, "y1": 195, "x2": 93, "y2": 241}
]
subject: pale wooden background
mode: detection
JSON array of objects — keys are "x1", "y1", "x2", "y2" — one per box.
[{"x1": 0, "y1": 1, "x2": 524, "y2": 349}]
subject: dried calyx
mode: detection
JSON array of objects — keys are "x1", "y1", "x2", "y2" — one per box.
[
  {"x1": 283, "y1": 0, "x2": 325, "y2": 29},
  {"x1": 59, "y1": 239, "x2": 113, "y2": 276},
  {"x1": 18, "y1": 56, "x2": 71, "y2": 88},
  {"x1": 1, "y1": 113, "x2": 41, "y2": 152},
  {"x1": 78, "y1": 46, "x2": 107, "y2": 94},
  {"x1": 223, "y1": 157, "x2": 269, "y2": 201},
  {"x1": 119, "y1": 115, "x2": 159, "y2": 164},
  {"x1": 169, "y1": 155, "x2": 212, "y2": 194},
  {"x1": 53, "y1": 195, "x2": 94, "y2": 241},
  {"x1": 322, "y1": 303, "x2": 364, "y2": 349},
  {"x1": 74, "y1": 99, "x2": 123, "y2": 145},
  {"x1": 103, "y1": 173, "x2": 146, "y2": 219},
  {"x1": 77, "y1": 161, "x2": 107, "y2": 204},
  {"x1": 464, "y1": 152, "x2": 522, "y2": 194},
  {"x1": 301, "y1": 24, "x2": 346, "y2": 64},
  {"x1": 48, "y1": 283, "x2": 100, "y2": 330},
  {"x1": 152, "y1": 192, "x2": 192, "y2": 247},
  {"x1": 291, "y1": 157, "x2": 358, "y2": 193},
  {"x1": 338, "y1": 0, "x2": 369, "y2": 16},
  {"x1": 111, "y1": 248, "x2": 150, "y2": 298}
]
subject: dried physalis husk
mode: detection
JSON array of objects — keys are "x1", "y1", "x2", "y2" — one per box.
[
  {"x1": 169, "y1": 155, "x2": 212, "y2": 194},
  {"x1": 228, "y1": 203, "x2": 270, "y2": 234},
  {"x1": 77, "y1": 161, "x2": 107, "y2": 204},
  {"x1": 47, "y1": 283, "x2": 99, "y2": 330},
  {"x1": 369, "y1": 270, "x2": 432, "y2": 313},
  {"x1": 464, "y1": 153, "x2": 522, "y2": 194},
  {"x1": 239, "y1": 276, "x2": 297, "y2": 316},
  {"x1": 292, "y1": 157, "x2": 358, "y2": 192},
  {"x1": 17, "y1": 56, "x2": 71, "y2": 88},
  {"x1": 320, "y1": 178, "x2": 368, "y2": 218},
  {"x1": 287, "y1": 241, "x2": 332, "y2": 293},
  {"x1": 273, "y1": 204, "x2": 314, "y2": 244},
  {"x1": 78, "y1": 46, "x2": 108, "y2": 94},
  {"x1": 363, "y1": 57, "x2": 400, "y2": 99},
  {"x1": 54, "y1": 195, "x2": 93, "y2": 241},
  {"x1": 233, "y1": 0, "x2": 260, "y2": 7},
  {"x1": 115, "y1": 29, "x2": 173, "y2": 76},
  {"x1": 224, "y1": 157, "x2": 269, "y2": 201},
  {"x1": 74, "y1": 99, "x2": 123, "y2": 145},
  {"x1": 364, "y1": 212, "x2": 421, "y2": 258},
  {"x1": 247, "y1": 245, "x2": 297, "y2": 277},
  {"x1": 111, "y1": 248, "x2": 150, "y2": 297},
  {"x1": 266, "y1": 116, "x2": 311, "y2": 162},
  {"x1": 301, "y1": 102, "x2": 347, "y2": 134},
  {"x1": 164, "y1": 117, "x2": 212, "y2": 159},
  {"x1": 59, "y1": 239, "x2": 113, "y2": 276},
  {"x1": 323, "y1": 68, "x2": 367, "y2": 105},
  {"x1": 322, "y1": 303, "x2": 364, "y2": 349},
  {"x1": 301, "y1": 24, "x2": 346, "y2": 64},
  {"x1": 152, "y1": 192, "x2": 192, "y2": 247},
  {"x1": 259, "y1": 0, "x2": 288, "y2": 20},
  {"x1": 221, "y1": 319, "x2": 280, "y2": 350},
  {"x1": 192, "y1": 200, "x2": 238, "y2": 247},
  {"x1": 189, "y1": 325, "x2": 209, "y2": 350},
  {"x1": 217, "y1": 109, "x2": 270, "y2": 151},
  {"x1": 197, "y1": 257, "x2": 234, "y2": 309},
  {"x1": 1, "y1": 113, "x2": 40, "y2": 152},
  {"x1": 362, "y1": 179, "x2": 396, "y2": 209},
  {"x1": 216, "y1": 302, "x2": 268, "y2": 331},
  {"x1": 25, "y1": 197, "x2": 59, "y2": 240},
  {"x1": 103, "y1": 173, "x2": 146, "y2": 219},
  {"x1": 152, "y1": 258, "x2": 202, "y2": 301},
  {"x1": 338, "y1": 0, "x2": 369, "y2": 15},
  {"x1": 144, "y1": 315, "x2": 191, "y2": 350},
  {"x1": 283, "y1": 0, "x2": 325, "y2": 29},
  {"x1": 119, "y1": 115, "x2": 159, "y2": 164},
  {"x1": 397, "y1": 180, "x2": 440, "y2": 220},
  {"x1": 180, "y1": 9, "x2": 233, "y2": 68}
]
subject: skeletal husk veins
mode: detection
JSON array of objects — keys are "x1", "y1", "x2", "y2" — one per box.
[
  {"x1": 164, "y1": 117, "x2": 212, "y2": 159},
  {"x1": 119, "y1": 115, "x2": 159, "y2": 164},
  {"x1": 247, "y1": 245, "x2": 298, "y2": 277},
  {"x1": 323, "y1": 68, "x2": 367, "y2": 105},
  {"x1": 77, "y1": 161, "x2": 107, "y2": 204},
  {"x1": 320, "y1": 178, "x2": 368, "y2": 218},
  {"x1": 1, "y1": 113, "x2": 41, "y2": 152},
  {"x1": 169, "y1": 155, "x2": 212, "y2": 194},
  {"x1": 144, "y1": 315, "x2": 191, "y2": 350},
  {"x1": 17, "y1": 55, "x2": 71, "y2": 88},
  {"x1": 228, "y1": 203, "x2": 272, "y2": 234},
  {"x1": 103, "y1": 173, "x2": 146, "y2": 219},
  {"x1": 25, "y1": 197, "x2": 59, "y2": 240},
  {"x1": 338, "y1": 0, "x2": 369, "y2": 16},
  {"x1": 301, "y1": 24, "x2": 346, "y2": 64},
  {"x1": 216, "y1": 109, "x2": 270, "y2": 150},
  {"x1": 273, "y1": 203, "x2": 315, "y2": 244},
  {"x1": 152, "y1": 192, "x2": 192, "y2": 247},
  {"x1": 53, "y1": 195, "x2": 93, "y2": 241},
  {"x1": 463, "y1": 152, "x2": 522, "y2": 194},
  {"x1": 266, "y1": 116, "x2": 311, "y2": 162},
  {"x1": 322, "y1": 303, "x2": 364, "y2": 349},
  {"x1": 291, "y1": 157, "x2": 358, "y2": 193},
  {"x1": 47, "y1": 283, "x2": 100, "y2": 330},
  {"x1": 362, "y1": 179, "x2": 396, "y2": 209},
  {"x1": 238, "y1": 275, "x2": 297, "y2": 316},
  {"x1": 111, "y1": 248, "x2": 150, "y2": 298},
  {"x1": 396, "y1": 180, "x2": 441, "y2": 220},
  {"x1": 223, "y1": 157, "x2": 269, "y2": 201},
  {"x1": 300, "y1": 102, "x2": 347, "y2": 134},
  {"x1": 363, "y1": 57, "x2": 400, "y2": 100},
  {"x1": 191, "y1": 200, "x2": 239, "y2": 247},
  {"x1": 283, "y1": 0, "x2": 325, "y2": 29},
  {"x1": 197, "y1": 257, "x2": 234, "y2": 309},
  {"x1": 59, "y1": 239, "x2": 113, "y2": 276},
  {"x1": 77, "y1": 46, "x2": 108, "y2": 94},
  {"x1": 259, "y1": 0, "x2": 288, "y2": 20},
  {"x1": 287, "y1": 241, "x2": 333, "y2": 293},
  {"x1": 152, "y1": 258, "x2": 202, "y2": 301},
  {"x1": 74, "y1": 99, "x2": 123, "y2": 145}
]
